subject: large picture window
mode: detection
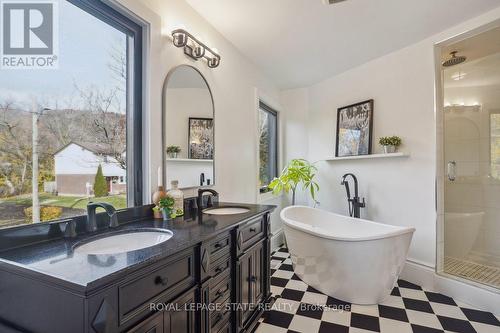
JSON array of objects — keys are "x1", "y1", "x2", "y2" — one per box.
[
  {"x1": 0, "y1": 0, "x2": 142, "y2": 229},
  {"x1": 258, "y1": 101, "x2": 278, "y2": 193}
]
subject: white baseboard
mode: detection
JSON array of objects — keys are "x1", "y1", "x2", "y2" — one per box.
[{"x1": 401, "y1": 260, "x2": 500, "y2": 315}]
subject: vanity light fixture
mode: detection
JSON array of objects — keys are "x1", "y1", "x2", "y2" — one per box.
[{"x1": 172, "y1": 29, "x2": 221, "y2": 68}]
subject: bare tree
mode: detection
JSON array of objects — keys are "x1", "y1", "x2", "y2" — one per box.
[
  {"x1": 75, "y1": 84, "x2": 126, "y2": 169},
  {"x1": 0, "y1": 102, "x2": 32, "y2": 194}
]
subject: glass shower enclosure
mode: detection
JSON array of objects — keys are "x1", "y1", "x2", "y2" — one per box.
[{"x1": 437, "y1": 24, "x2": 500, "y2": 289}]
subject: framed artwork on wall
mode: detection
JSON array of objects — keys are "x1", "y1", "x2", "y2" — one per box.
[
  {"x1": 335, "y1": 99, "x2": 374, "y2": 157},
  {"x1": 188, "y1": 117, "x2": 214, "y2": 159}
]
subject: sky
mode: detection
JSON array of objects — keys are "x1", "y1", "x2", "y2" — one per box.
[{"x1": 0, "y1": 0, "x2": 126, "y2": 112}]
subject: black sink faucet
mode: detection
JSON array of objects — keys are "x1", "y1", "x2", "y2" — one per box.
[
  {"x1": 340, "y1": 173, "x2": 366, "y2": 218},
  {"x1": 86, "y1": 202, "x2": 119, "y2": 232},
  {"x1": 197, "y1": 188, "x2": 218, "y2": 209}
]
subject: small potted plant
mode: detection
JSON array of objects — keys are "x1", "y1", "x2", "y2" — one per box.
[
  {"x1": 152, "y1": 205, "x2": 162, "y2": 219},
  {"x1": 158, "y1": 196, "x2": 175, "y2": 220},
  {"x1": 166, "y1": 145, "x2": 181, "y2": 159},
  {"x1": 379, "y1": 136, "x2": 402, "y2": 154}
]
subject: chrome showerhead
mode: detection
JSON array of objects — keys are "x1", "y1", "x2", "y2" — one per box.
[{"x1": 442, "y1": 51, "x2": 467, "y2": 67}]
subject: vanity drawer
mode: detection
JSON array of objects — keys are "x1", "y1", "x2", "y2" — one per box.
[
  {"x1": 209, "y1": 233, "x2": 230, "y2": 261},
  {"x1": 209, "y1": 254, "x2": 230, "y2": 278},
  {"x1": 209, "y1": 270, "x2": 231, "y2": 304},
  {"x1": 210, "y1": 296, "x2": 231, "y2": 331},
  {"x1": 237, "y1": 216, "x2": 265, "y2": 253},
  {"x1": 119, "y1": 248, "x2": 195, "y2": 321}
]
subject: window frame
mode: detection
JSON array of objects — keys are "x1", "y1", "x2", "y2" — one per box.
[
  {"x1": 258, "y1": 101, "x2": 279, "y2": 194},
  {"x1": 67, "y1": 0, "x2": 143, "y2": 207}
]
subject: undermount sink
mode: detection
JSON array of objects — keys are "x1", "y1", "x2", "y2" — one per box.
[
  {"x1": 74, "y1": 229, "x2": 173, "y2": 255},
  {"x1": 203, "y1": 207, "x2": 250, "y2": 215}
]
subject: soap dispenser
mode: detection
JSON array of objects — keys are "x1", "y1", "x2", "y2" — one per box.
[{"x1": 167, "y1": 180, "x2": 184, "y2": 217}]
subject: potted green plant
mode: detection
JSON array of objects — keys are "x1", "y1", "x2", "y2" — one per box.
[
  {"x1": 158, "y1": 196, "x2": 175, "y2": 220},
  {"x1": 166, "y1": 145, "x2": 181, "y2": 158},
  {"x1": 379, "y1": 136, "x2": 402, "y2": 154},
  {"x1": 152, "y1": 205, "x2": 162, "y2": 219},
  {"x1": 268, "y1": 159, "x2": 319, "y2": 205}
]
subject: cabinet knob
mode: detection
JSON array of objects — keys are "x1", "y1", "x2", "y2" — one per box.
[
  {"x1": 249, "y1": 276, "x2": 257, "y2": 282},
  {"x1": 154, "y1": 276, "x2": 168, "y2": 286},
  {"x1": 249, "y1": 228, "x2": 257, "y2": 232},
  {"x1": 214, "y1": 242, "x2": 222, "y2": 249}
]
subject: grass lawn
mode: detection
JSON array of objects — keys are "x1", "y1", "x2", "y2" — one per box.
[
  {"x1": 1, "y1": 193, "x2": 127, "y2": 210},
  {"x1": 0, "y1": 193, "x2": 127, "y2": 227}
]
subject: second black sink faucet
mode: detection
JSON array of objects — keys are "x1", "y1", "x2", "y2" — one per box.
[
  {"x1": 86, "y1": 202, "x2": 119, "y2": 232},
  {"x1": 340, "y1": 173, "x2": 366, "y2": 218},
  {"x1": 197, "y1": 188, "x2": 219, "y2": 209}
]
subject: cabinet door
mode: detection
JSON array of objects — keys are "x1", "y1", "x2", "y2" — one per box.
[
  {"x1": 164, "y1": 287, "x2": 197, "y2": 333},
  {"x1": 236, "y1": 240, "x2": 266, "y2": 329},
  {"x1": 252, "y1": 241, "x2": 265, "y2": 305},
  {"x1": 127, "y1": 312, "x2": 164, "y2": 333},
  {"x1": 236, "y1": 248, "x2": 253, "y2": 327}
]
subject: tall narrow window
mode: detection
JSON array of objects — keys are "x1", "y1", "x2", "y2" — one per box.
[
  {"x1": 0, "y1": 0, "x2": 142, "y2": 229},
  {"x1": 258, "y1": 102, "x2": 278, "y2": 193}
]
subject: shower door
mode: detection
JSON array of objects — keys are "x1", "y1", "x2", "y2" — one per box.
[{"x1": 440, "y1": 27, "x2": 500, "y2": 289}]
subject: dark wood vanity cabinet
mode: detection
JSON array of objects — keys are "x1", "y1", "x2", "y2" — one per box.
[
  {"x1": 89, "y1": 213, "x2": 272, "y2": 333},
  {"x1": 0, "y1": 211, "x2": 273, "y2": 333},
  {"x1": 236, "y1": 240, "x2": 265, "y2": 330},
  {"x1": 198, "y1": 214, "x2": 272, "y2": 333},
  {"x1": 127, "y1": 287, "x2": 197, "y2": 333}
]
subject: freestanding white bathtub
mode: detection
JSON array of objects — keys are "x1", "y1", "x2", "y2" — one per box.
[{"x1": 281, "y1": 206, "x2": 415, "y2": 304}]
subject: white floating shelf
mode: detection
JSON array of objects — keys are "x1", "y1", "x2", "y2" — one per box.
[
  {"x1": 324, "y1": 152, "x2": 409, "y2": 161},
  {"x1": 166, "y1": 158, "x2": 213, "y2": 163}
]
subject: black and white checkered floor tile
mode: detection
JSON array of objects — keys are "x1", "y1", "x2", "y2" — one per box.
[{"x1": 255, "y1": 247, "x2": 500, "y2": 333}]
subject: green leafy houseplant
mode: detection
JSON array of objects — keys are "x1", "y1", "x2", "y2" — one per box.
[
  {"x1": 379, "y1": 136, "x2": 402, "y2": 154},
  {"x1": 379, "y1": 136, "x2": 402, "y2": 146},
  {"x1": 166, "y1": 145, "x2": 181, "y2": 158},
  {"x1": 268, "y1": 159, "x2": 319, "y2": 205},
  {"x1": 166, "y1": 145, "x2": 181, "y2": 153},
  {"x1": 158, "y1": 196, "x2": 175, "y2": 220}
]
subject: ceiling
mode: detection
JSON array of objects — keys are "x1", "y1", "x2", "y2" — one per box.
[{"x1": 185, "y1": 0, "x2": 500, "y2": 89}]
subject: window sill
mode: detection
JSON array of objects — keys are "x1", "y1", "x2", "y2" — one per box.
[{"x1": 258, "y1": 190, "x2": 279, "y2": 203}]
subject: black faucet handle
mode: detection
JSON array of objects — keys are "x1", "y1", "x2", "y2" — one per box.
[{"x1": 63, "y1": 220, "x2": 77, "y2": 238}]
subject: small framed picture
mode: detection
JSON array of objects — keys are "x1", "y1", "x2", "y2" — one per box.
[
  {"x1": 188, "y1": 117, "x2": 214, "y2": 159},
  {"x1": 335, "y1": 100, "x2": 374, "y2": 157}
]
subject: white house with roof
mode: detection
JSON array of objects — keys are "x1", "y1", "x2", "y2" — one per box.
[{"x1": 54, "y1": 142, "x2": 126, "y2": 196}]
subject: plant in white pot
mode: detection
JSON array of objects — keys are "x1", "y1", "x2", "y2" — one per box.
[
  {"x1": 166, "y1": 145, "x2": 181, "y2": 158},
  {"x1": 268, "y1": 159, "x2": 319, "y2": 205},
  {"x1": 379, "y1": 136, "x2": 402, "y2": 154}
]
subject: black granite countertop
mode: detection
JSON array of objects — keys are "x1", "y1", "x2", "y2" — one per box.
[{"x1": 0, "y1": 203, "x2": 275, "y2": 295}]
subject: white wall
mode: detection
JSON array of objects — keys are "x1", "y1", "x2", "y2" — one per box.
[
  {"x1": 280, "y1": 6, "x2": 500, "y2": 268},
  {"x1": 114, "y1": 0, "x2": 282, "y2": 204}
]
